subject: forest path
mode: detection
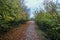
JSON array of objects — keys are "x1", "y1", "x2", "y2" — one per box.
[{"x1": 0, "y1": 21, "x2": 42, "y2": 40}]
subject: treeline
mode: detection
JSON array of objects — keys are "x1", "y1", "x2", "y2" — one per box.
[
  {"x1": 35, "y1": 1, "x2": 60, "y2": 40},
  {"x1": 0, "y1": 0, "x2": 29, "y2": 33}
]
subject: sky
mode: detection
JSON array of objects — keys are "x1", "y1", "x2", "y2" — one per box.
[{"x1": 24, "y1": 0, "x2": 60, "y2": 18}]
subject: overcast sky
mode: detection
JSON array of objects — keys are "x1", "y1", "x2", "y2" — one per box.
[{"x1": 24, "y1": 0, "x2": 60, "y2": 18}]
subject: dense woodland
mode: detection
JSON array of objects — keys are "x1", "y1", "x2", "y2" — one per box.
[
  {"x1": 0, "y1": 0, "x2": 29, "y2": 33},
  {"x1": 0, "y1": 0, "x2": 60, "y2": 40},
  {"x1": 35, "y1": 1, "x2": 60, "y2": 40}
]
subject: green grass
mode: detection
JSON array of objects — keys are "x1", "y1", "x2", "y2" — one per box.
[{"x1": 36, "y1": 29, "x2": 50, "y2": 40}]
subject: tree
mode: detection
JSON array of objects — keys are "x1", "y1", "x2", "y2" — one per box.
[{"x1": 0, "y1": 0, "x2": 29, "y2": 33}]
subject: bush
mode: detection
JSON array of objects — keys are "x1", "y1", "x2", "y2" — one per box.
[
  {"x1": 0, "y1": 0, "x2": 29, "y2": 33},
  {"x1": 35, "y1": 12, "x2": 60, "y2": 40}
]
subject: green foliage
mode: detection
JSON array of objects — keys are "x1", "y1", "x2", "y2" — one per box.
[
  {"x1": 35, "y1": 1, "x2": 60, "y2": 40},
  {"x1": 35, "y1": 11, "x2": 60, "y2": 40},
  {"x1": 0, "y1": 0, "x2": 29, "y2": 33}
]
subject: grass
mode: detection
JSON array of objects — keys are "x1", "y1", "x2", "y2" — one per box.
[{"x1": 36, "y1": 28, "x2": 50, "y2": 40}]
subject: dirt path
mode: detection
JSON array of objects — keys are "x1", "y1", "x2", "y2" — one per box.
[
  {"x1": 0, "y1": 21, "x2": 41, "y2": 40},
  {"x1": 25, "y1": 21, "x2": 41, "y2": 40}
]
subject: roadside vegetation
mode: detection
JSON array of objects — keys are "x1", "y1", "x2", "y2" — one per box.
[
  {"x1": 35, "y1": 1, "x2": 60, "y2": 40},
  {"x1": 0, "y1": 0, "x2": 29, "y2": 33}
]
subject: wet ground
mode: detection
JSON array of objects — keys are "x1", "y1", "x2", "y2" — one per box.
[
  {"x1": 0, "y1": 21, "x2": 42, "y2": 40},
  {"x1": 25, "y1": 21, "x2": 41, "y2": 40}
]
